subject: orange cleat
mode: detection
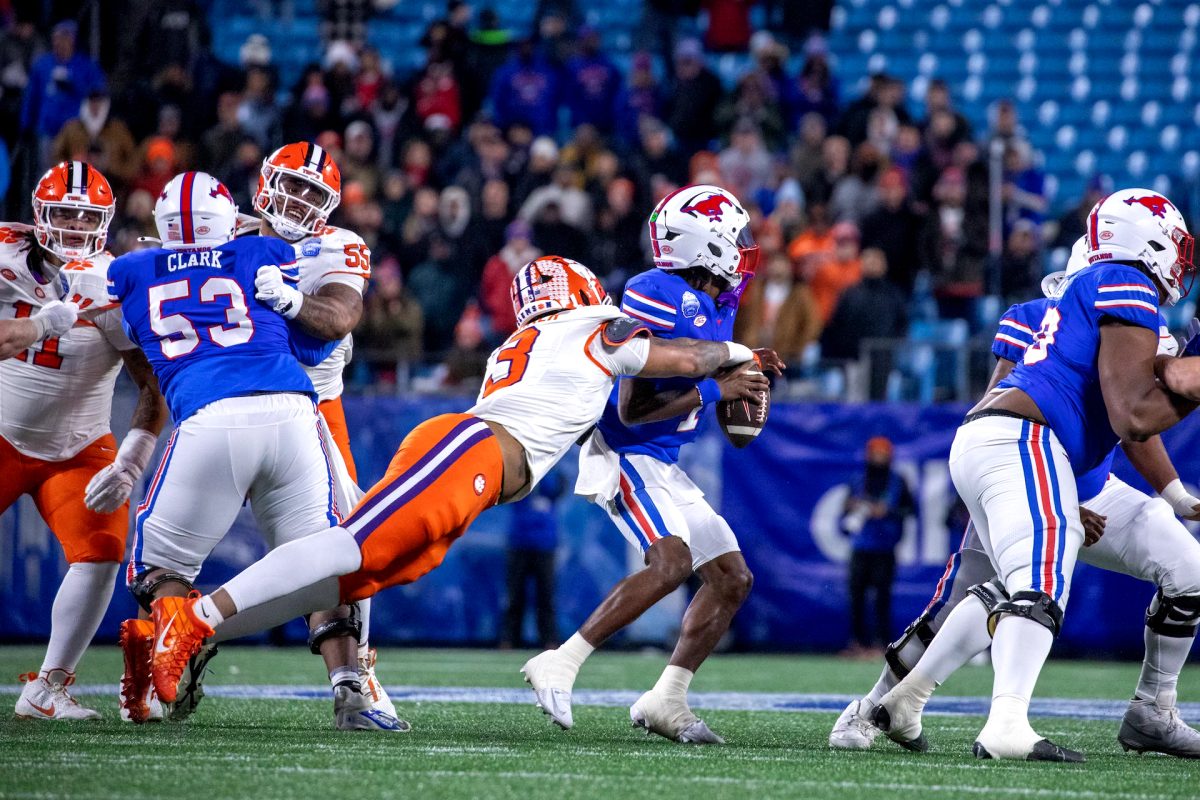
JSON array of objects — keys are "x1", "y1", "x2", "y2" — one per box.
[
  {"x1": 150, "y1": 593, "x2": 214, "y2": 704},
  {"x1": 119, "y1": 619, "x2": 155, "y2": 724}
]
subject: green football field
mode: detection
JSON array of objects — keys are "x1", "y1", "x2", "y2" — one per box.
[{"x1": 2, "y1": 646, "x2": 1199, "y2": 799}]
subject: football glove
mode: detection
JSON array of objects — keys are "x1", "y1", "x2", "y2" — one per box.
[
  {"x1": 255, "y1": 264, "x2": 304, "y2": 319},
  {"x1": 84, "y1": 429, "x2": 159, "y2": 514},
  {"x1": 31, "y1": 300, "x2": 78, "y2": 339}
]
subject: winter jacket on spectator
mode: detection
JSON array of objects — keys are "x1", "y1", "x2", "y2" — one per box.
[
  {"x1": 565, "y1": 46, "x2": 622, "y2": 133},
  {"x1": 735, "y1": 257, "x2": 823, "y2": 364},
  {"x1": 859, "y1": 180, "x2": 923, "y2": 296},
  {"x1": 21, "y1": 47, "x2": 104, "y2": 138},
  {"x1": 480, "y1": 237, "x2": 543, "y2": 335},
  {"x1": 51, "y1": 98, "x2": 138, "y2": 189},
  {"x1": 820, "y1": 256, "x2": 908, "y2": 360},
  {"x1": 703, "y1": 0, "x2": 753, "y2": 52},
  {"x1": 488, "y1": 48, "x2": 561, "y2": 137},
  {"x1": 664, "y1": 43, "x2": 724, "y2": 154}
]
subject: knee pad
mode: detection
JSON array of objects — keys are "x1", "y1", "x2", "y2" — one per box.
[
  {"x1": 128, "y1": 568, "x2": 194, "y2": 614},
  {"x1": 966, "y1": 578, "x2": 1008, "y2": 613},
  {"x1": 306, "y1": 605, "x2": 362, "y2": 655},
  {"x1": 1145, "y1": 589, "x2": 1200, "y2": 638},
  {"x1": 884, "y1": 613, "x2": 937, "y2": 680},
  {"x1": 987, "y1": 590, "x2": 1063, "y2": 638}
]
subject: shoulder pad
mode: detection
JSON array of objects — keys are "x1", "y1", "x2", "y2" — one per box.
[{"x1": 601, "y1": 316, "x2": 650, "y2": 347}]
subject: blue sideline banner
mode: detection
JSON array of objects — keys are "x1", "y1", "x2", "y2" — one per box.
[{"x1": 4, "y1": 394, "x2": 1200, "y2": 658}]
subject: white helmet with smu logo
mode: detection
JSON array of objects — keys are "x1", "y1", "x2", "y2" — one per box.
[
  {"x1": 1085, "y1": 188, "x2": 1195, "y2": 305},
  {"x1": 154, "y1": 171, "x2": 239, "y2": 250},
  {"x1": 647, "y1": 184, "x2": 760, "y2": 289}
]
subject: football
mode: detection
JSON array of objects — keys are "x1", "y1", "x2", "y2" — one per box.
[{"x1": 717, "y1": 369, "x2": 770, "y2": 448}]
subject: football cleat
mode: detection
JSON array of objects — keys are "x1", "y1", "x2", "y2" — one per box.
[
  {"x1": 333, "y1": 683, "x2": 411, "y2": 731},
  {"x1": 869, "y1": 671, "x2": 937, "y2": 752},
  {"x1": 629, "y1": 690, "x2": 725, "y2": 744},
  {"x1": 119, "y1": 684, "x2": 164, "y2": 723},
  {"x1": 521, "y1": 650, "x2": 576, "y2": 730},
  {"x1": 150, "y1": 593, "x2": 213, "y2": 703},
  {"x1": 974, "y1": 717, "x2": 1084, "y2": 762},
  {"x1": 119, "y1": 619, "x2": 158, "y2": 724},
  {"x1": 1118, "y1": 692, "x2": 1200, "y2": 759},
  {"x1": 167, "y1": 643, "x2": 219, "y2": 722},
  {"x1": 829, "y1": 698, "x2": 881, "y2": 750},
  {"x1": 358, "y1": 648, "x2": 398, "y2": 718},
  {"x1": 974, "y1": 738, "x2": 1085, "y2": 762},
  {"x1": 15, "y1": 671, "x2": 101, "y2": 721}
]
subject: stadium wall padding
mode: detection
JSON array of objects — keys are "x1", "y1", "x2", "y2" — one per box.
[{"x1": 4, "y1": 393, "x2": 1199, "y2": 658}]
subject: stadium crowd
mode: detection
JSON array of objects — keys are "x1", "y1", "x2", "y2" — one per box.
[{"x1": 4, "y1": 1, "x2": 1093, "y2": 394}]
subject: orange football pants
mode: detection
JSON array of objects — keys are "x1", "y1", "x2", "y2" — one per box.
[
  {"x1": 0, "y1": 433, "x2": 127, "y2": 562},
  {"x1": 318, "y1": 397, "x2": 358, "y2": 483},
  {"x1": 338, "y1": 413, "x2": 503, "y2": 602}
]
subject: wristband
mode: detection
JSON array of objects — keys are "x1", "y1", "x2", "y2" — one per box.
[
  {"x1": 116, "y1": 428, "x2": 159, "y2": 476},
  {"x1": 721, "y1": 341, "x2": 755, "y2": 367},
  {"x1": 697, "y1": 378, "x2": 722, "y2": 406},
  {"x1": 1161, "y1": 478, "x2": 1199, "y2": 517}
]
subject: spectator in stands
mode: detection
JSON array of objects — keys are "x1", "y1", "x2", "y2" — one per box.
[
  {"x1": 829, "y1": 142, "x2": 881, "y2": 225},
  {"x1": 663, "y1": 37, "x2": 724, "y2": 156},
  {"x1": 521, "y1": 163, "x2": 592, "y2": 232},
  {"x1": 809, "y1": 220, "x2": 863, "y2": 324},
  {"x1": 0, "y1": 18, "x2": 41, "y2": 138},
  {"x1": 439, "y1": 184, "x2": 474, "y2": 261},
  {"x1": 987, "y1": 98, "x2": 1027, "y2": 152},
  {"x1": 999, "y1": 219, "x2": 1042, "y2": 302},
  {"x1": 441, "y1": 301, "x2": 492, "y2": 388},
  {"x1": 703, "y1": 0, "x2": 754, "y2": 53},
  {"x1": 735, "y1": 250, "x2": 822, "y2": 365},
  {"x1": 619, "y1": 52, "x2": 663, "y2": 139},
  {"x1": 481, "y1": 219, "x2": 542, "y2": 337},
  {"x1": 530, "y1": 198, "x2": 588, "y2": 262},
  {"x1": 637, "y1": 0, "x2": 702, "y2": 65},
  {"x1": 488, "y1": 39, "x2": 560, "y2": 137},
  {"x1": 920, "y1": 79, "x2": 972, "y2": 147},
  {"x1": 284, "y1": 80, "x2": 341, "y2": 145},
  {"x1": 821, "y1": 247, "x2": 908, "y2": 362},
  {"x1": 117, "y1": 0, "x2": 210, "y2": 96},
  {"x1": 921, "y1": 166, "x2": 988, "y2": 320},
  {"x1": 1051, "y1": 175, "x2": 1107, "y2": 251},
  {"x1": 51, "y1": 83, "x2": 137, "y2": 192},
  {"x1": 787, "y1": 200, "x2": 834, "y2": 270},
  {"x1": 913, "y1": 109, "x2": 960, "y2": 209},
  {"x1": 408, "y1": 234, "x2": 470, "y2": 352},
  {"x1": 357, "y1": 256, "x2": 425, "y2": 385},
  {"x1": 1001, "y1": 141, "x2": 1047, "y2": 229},
  {"x1": 131, "y1": 136, "x2": 178, "y2": 199},
  {"x1": 840, "y1": 436, "x2": 915, "y2": 658},
  {"x1": 860, "y1": 167, "x2": 923, "y2": 296},
  {"x1": 201, "y1": 92, "x2": 250, "y2": 176},
  {"x1": 790, "y1": 112, "x2": 828, "y2": 189},
  {"x1": 341, "y1": 120, "x2": 380, "y2": 199},
  {"x1": 888, "y1": 122, "x2": 922, "y2": 181},
  {"x1": 718, "y1": 118, "x2": 775, "y2": 203},
  {"x1": 791, "y1": 36, "x2": 840, "y2": 127},
  {"x1": 413, "y1": 57, "x2": 463, "y2": 133},
  {"x1": 461, "y1": 177, "x2": 513, "y2": 279},
  {"x1": 501, "y1": 468, "x2": 564, "y2": 650},
  {"x1": 837, "y1": 73, "x2": 909, "y2": 148},
  {"x1": 238, "y1": 66, "x2": 281, "y2": 151},
  {"x1": 220, "y1": 138, "x2": 265, "y2": 209},
  {"x1": 718, "y1": 71, "x2": 786, "y2": 151},
  {"x1": 466, "y1": 8, "x2": 515, "y2": 117},
  {"x1": 565, "y1": 27, "x2": 623, "y2": 135},
  {"x1": 803, "y1": 133, "x2": 849, "y2": 208},
  {"x1": 629, "y1": 118, "x2": 688, "y2": 202},
  {"x1": 400, "y1": 137, "x2": 433, "y2": 189},
  {"x1": 748, "y1": 33, "x2": 796, "y2": 125},
  {"x1": 21, "y1": 20, "x2": 104, "y2": 166},
  {"x1": 590, "y1": 177, "x2": 643, "y2": 281}
]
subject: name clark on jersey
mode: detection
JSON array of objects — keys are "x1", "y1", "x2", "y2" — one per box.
[{"x1": 165, "y1": 250, "x2": 223, "y2": 272}]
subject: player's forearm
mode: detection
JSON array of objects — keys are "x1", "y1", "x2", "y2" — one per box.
[
  {"x1": 641, "y1": 338, "x2": 752, "y2": 379},
  {"x1": 293, "y1": 286, "x2": 362, "y2": 340},
  {"x1": 1121, "y1": 435, "x2": 1178, "y2": 494},
  {"x1": 1157, "y1": 356, "x2": 1200, "y2": 402},
  {"x1": 130, "y1": 383, "x2": 169, "y2": 436},
  {"x1": 0, "y1": 319, "x2": 38, "y2": 359},
  {"x1": 620, "y1": 384, "x2": 700, "y2": 426}
]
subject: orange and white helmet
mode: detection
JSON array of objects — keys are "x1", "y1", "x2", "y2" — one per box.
[
  {"x1": 1085, "y1": 188, "x2": 1195, "y2": 305},
  {"x1": 511, "y1": 256, "x2": 610, "y2": 327},
  {"x1": 31, "y1": 161, "x2": 115, "y2": 262},
  {"x1": 648, "y1": 184, "x2": 759, "y2": 289},
  {"x1": 255, "y1": 142, "x2": 342, "y2": 241}
]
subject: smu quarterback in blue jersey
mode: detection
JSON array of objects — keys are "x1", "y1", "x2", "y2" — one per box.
[
  {"x1": 999, "y1": 263, "x2": 1162, "y2": 478},
  {"x1": 107, "y1": 236, "x2": 334, "y2": 421},
  {"x1": 596, "y1": 269, "x2": 736, "y2": 463}
]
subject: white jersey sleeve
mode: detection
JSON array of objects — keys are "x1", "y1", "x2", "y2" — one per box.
[
  {"x1": 586, "y1": 326, "x2": 650, "y2": 376},
  {"x1": 290, "y1": 226, "x2": 370, "y2": 402}
]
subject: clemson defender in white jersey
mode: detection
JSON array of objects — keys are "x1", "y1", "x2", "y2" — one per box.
[
  {"x1": 247, "y1": 141, "x2": 392, "y2": 713},
  {"x1": 144, "y1": 257, "x2": 763, "y2": 722},
  {"x1": 1, "y1": 162, "x2": 167, "y2": 720}
]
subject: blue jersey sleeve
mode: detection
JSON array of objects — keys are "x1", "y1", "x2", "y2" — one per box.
[
  {"x1": 288, "y1": 322, "x2": 339, "y2": 366},
  {"x1": 621, "y1": 279, "x2": 680, "y2": 334},
  {"x1": 992, "y1": 303, "x2": 1038, "y2": 362},
  {"x1": 1090, "y1": 265, "x2": 1160, "y2": 332}
]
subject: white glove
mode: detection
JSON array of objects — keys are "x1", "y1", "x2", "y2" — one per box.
[
  {"x1": 255, "y1": 265, "x2": 304, "y2": 319},
  {"x1": 1161, "y1": 478, "x2": 1200, "y2": 520},
  {"x1": 84, "y1": 429, "x2": 159, "y2": 514},
  {"x1": 31, "y1": 300, "x2": 78, "y2": 339}
]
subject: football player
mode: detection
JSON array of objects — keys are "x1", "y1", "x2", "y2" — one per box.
[
  {"x1": 864, "y1": 189, "x2": 1194, "y2": 761},
  {"x1": 833, "y1": 238, "x2": 1200, "y2": 758},
  {"x1": 110, "y1": 171, "x2": 403, "y2": 731},
  {"x1": 140, "y1": 257, "x2": 765, "y2": 726},
  {"x1": 522, "y1": 185, "x2": 780, "y2": 743},
  {"x1": 3, "y1": 162, "x2": 168, "y2": 720}
]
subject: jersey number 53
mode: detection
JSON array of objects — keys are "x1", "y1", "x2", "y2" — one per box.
[{"x1": 149, "y1": 277, "x2": 254, "y2": 359}]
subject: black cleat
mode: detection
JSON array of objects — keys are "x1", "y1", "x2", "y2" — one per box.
[
  {"x1": 871, "y1": 704, "x2": 929, "y2": 752},
  {"x1": 167, "y1": 643, "x2": 218, "y2": 722}
]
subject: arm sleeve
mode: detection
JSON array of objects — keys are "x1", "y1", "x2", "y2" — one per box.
[
  {"x1": 1091, "y1": 267, "x2": 1160, "y2": 332},
  {"x1": 620, "y1": 282, "x2": 681, "y2": 335},
  {"x1": 992, "y1": 303, "x2": 1037, "y2": 361}
]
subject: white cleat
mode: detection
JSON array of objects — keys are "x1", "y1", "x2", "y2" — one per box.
[
  {"x1": 829, "y1": 698, "x2": 880, "y2": 749},
  {"x1": 870, "y1": 671, "x2": 937, "y2": 752},
  {"x1": 358, "y1": 648, "x2": 398, "y2": 718},
  {"x1": 119, "y1": 684, "x2": 164, "y2": 723},
  {"x1": 521, "y1": 650, "x2": 576, "y2": 730},
  {"x1": 333, "y1": 683, "x2": 411, "y2": 731},
  {"x1": 1118, "y1": 692, "x2": 1200, "y2": 759},
  {"x1": 15, "y1": 671, "x2": 101, "y2": 721},
  {"x1": 973, "y1": 717, "x2": 1084, "y2": 762},
  {"x1": 630, "y1": 690, "x2": 725, "y2": 744}
]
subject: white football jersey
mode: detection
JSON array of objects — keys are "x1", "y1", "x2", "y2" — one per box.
[
  {"x1": 0, "y1": 223, "x2": 135, "y2": 461},
  {"x1": 290, "y1": 225, "x2": 370, "y2": 402},
  {"x1": 469, "y1": 305, "x2": 650, "y2": 490}
]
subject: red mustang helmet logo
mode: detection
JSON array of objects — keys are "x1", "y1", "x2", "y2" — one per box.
[
  {"x1": 1124, "y1": 194, "x2": 1174, "y2": 219},
  {"x1": 680, "y1": 193, "x2": 732, "y2": 223},
  {"x1": 210, "y1": 182, "x2": 235, "y2": 204}
]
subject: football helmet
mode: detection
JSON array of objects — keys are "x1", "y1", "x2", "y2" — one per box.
[
  {"x1": 31, "y1": 161, "x2": 115, "y2": 262},
  {"x1": 256, "y1": 142, "x2": 342, "y2": 241},
  {"x1": 647, "y1": 184, "x2": 759, "y2": 289},
  {"x1": 1085, "y1": 188, "x2": 1194, "y2": 305},
  {"x1": 1040, "y1": 236, "x2": 1089, "y2": 298},
  {"x1": 154, "y1": 172, "x2": 239, "y2": 249},
  {"x1": 511, "y1": 256, "x2": 610, "y2": 327}
]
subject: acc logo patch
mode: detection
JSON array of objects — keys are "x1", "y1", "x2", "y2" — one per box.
[
  {"x1": 694, "y1": 314, "x2": 708, "y2": 327},
  {"x1": 302, "y1": 240, "x2": 322, "y2": 258},
  {"x1": 1, "y1": 269, "x2": 16, "y2": 281},
  {"x1": 681, "y1": 291, "x2": 701, "y2": 318},
  {"x1": 1100, "y1": 230, "x2": 1113, "y2": 240},
  {"x1": 474, "y1": 474, "x2": 486, "y2": 496}
]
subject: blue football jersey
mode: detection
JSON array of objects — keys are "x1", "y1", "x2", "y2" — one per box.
[
  {"x1": 107, "y1": 237, "x2": 319, "y2": 421},
  {"x1": 596, "y1": 269, "x2": 736, "y2": 463},
  {"x1": 999, "y1": 263, "x2": 1160, "y2": 478}
]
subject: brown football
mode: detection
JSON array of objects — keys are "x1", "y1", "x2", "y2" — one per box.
[{"x1": 717, "y1": 370, "x2": 770, "y2": 448}]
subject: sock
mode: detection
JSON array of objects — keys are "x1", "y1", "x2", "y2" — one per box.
[
  {"x1": 654, "y1": 665, "x2": 694, "y2": 700},
  {"x1": 1135, "y1": 627, "x2": 1194, "y2": 702},
  {"x1": 40, "y1": 562, "x2": 118, "y2": 677},
  {"x1": 357, "y1": 597, "x2": 372, "y2": 663},
  {"x1": 864, "y1": 664, "x2": 899, "y2": 708},
  {"x1": 918, "y1": 595, "x2": 993, "y2": 685},
  {"x1": 329, "y1": 666, "x2": 360, "y2": 690},
  {"x1": 988, "y1": 615, "x2": 1053, "y2": 727},
  {"x1": 556, "y1": 633, "x2": 595, "y2": 675},
  {"x1": 222, "y1": 527, "x2": 361, "y2": 618},
  {"x1": 194, "y1": 596, "x2": 225, "y2": 628},
  {"x1": 212, "y1": 578, "x2": 342, "y2": 643}
]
